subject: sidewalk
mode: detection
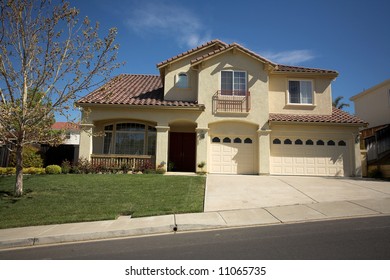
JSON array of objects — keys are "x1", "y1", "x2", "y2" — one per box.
[{"x1": 1, "y1": 197, "x2": 390, "y2": 250}]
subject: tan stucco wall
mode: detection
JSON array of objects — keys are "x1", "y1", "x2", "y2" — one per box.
[
  {"x1": 196, "y1": 50, "x2": 269, "y2": 129},
  {"x1": 269, "y1": 75, "x2": 333, "y2": 115},
  {"x1": 162, "y1": 46, "x2": 222, "y2": 102},
  {"x1": 351, "y1": 80, "x2": 390, "y2": 128}
]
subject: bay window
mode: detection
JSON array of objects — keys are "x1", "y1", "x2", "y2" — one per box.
[{"x1": 103, "y1": 123, "x2": 156, "y2": 155}]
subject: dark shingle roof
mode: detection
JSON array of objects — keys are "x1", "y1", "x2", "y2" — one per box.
[
  {"x1": 77, "y1": 74, "x2": 201, "y2": 108},
  {"x1": 269, "y1": 107, "x2": 366, "y2": 125}
]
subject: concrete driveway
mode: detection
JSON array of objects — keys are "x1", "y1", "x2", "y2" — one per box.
[{"x1": 204, "y1": 175, "x2": 390, "y2": 212}]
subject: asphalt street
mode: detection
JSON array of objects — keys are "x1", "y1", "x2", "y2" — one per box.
[{"x1": 1, "y1": 216, "x2": 390, "y2": 260}]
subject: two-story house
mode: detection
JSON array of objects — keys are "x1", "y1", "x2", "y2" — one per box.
[
  {"x1": 350, "y1": 78, "x2": 390, "y2": 177},
  {"x1": 76, "y1": 40, "x2": 366, "y2": 177}
]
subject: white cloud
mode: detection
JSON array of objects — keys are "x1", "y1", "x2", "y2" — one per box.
[
  {"x1": 261, "y1": 50, "x2": 316, "y2": 65},
  {"x1": 125, "y1": 2, "x2": 211, "y2": 48}
]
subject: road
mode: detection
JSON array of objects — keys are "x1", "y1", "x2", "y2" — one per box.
[{"x1": 1, "y1": 216, "x2": 390, "y2": 260}]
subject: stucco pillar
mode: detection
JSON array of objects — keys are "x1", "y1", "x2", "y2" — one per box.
[
  {"x1": 196, "y1": 127, "x2": 209, "y2": 173},
  {"x1": 353, "y1": 132, "x2": 362, "y2": 177},
  {"x1": 78, "y1": 124, "x2": 94, "y2": 161},
  {"x1": 155, "y1": 125, "x2": 170, "y2": 169},
  {"x1": 257, "y1": 129, "x2": 271, "y2": 175}
]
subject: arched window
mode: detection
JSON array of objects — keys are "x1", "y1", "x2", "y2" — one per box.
[
  {"x1": 306, "y1": 139, "x2": 314, "y2": 145},
  {"x1": 295, "y1": 139, "x2": 303, "y2": 145},
  {"x1": 273, "y1": 138, "x2": 281, "y2": 144},
  {"x1": 317, "y1": 140, "x2": 324, "y2": 146},
  {"x1": 176, "y1": 73, "x2": 188, "y2": 88},
  {"x1": 212, "y1": 137, "x2": 221, "y2": 143},
  {"x1": 338, "y1": 140, "x2": 346, "y2": 146},
  {"x1": 234, "y1": 137, "x2": 242, "y2": 143},
  {"x1": 284, "y1": 139, "x2": 292, "y2": 145},
  {"x1": 103, "y1": 122, "x2": 156, "y2": 155},
  {"x1": 244, "y1": 138, "x2": 252, "y2": 144},
  {"x1": 327, "y1": 140, "x2": 335, "y2": 146},
  {"x1": 223, "y1": 137, "x2": 231, "y2": 143}
]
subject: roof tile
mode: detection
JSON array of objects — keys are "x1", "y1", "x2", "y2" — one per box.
[
  {"x1": 274, "y1": 64, "x2": 338, "y2": 75},
  {"x1": 269, "y1": 107, "x2": 366, "y2": 125},
  {"x1": 157, "y1": 39, "x2": 228, "y2": 68},
  {"x1": 77, "y1": 74, "x2": 201, "y2": 108}
]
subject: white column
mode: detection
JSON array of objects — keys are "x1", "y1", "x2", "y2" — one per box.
[
  {"x1": 78, "y1": 124, "x2": 94, "y2": 161},
  {"x1": 155, "y1": 125, "x2": 170, "y2": 169},
  {"x1": 257, "y1": 129, "x2": 271, "y2": 175}
]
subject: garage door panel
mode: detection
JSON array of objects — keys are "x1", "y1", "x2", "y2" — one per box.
[
  {"x1": 211, "y1": 137, "x2": 255, "y2": 175},
  {"x1": 271, "y1": 139, "x2": 350, "y2": 177}
]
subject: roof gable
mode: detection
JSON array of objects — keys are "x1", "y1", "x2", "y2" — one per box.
[
  {"x1": 156, "y1": 39, "x2": 228, "y2": 68},
  {"x1": 190, "y1": 43, "x2": 277, "y2": 68}
]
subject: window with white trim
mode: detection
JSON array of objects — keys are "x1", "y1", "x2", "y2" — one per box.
[
  {"x1": 288, "y1": 80, "x2": 313, "y2": 104},
  {"x1": 221, "y1": 70, "x2": 247, "y2": 95}
]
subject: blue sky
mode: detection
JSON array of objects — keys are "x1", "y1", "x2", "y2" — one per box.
[{"x1": 66, "y1": 0, "x2": 389, "y2": 119}]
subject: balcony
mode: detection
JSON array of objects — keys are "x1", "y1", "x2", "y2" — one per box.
[{"x1": 212, "y1": 90, "x2": 251, "y2": 113}]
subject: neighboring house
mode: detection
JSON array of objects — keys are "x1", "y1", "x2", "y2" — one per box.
[
  {"x1": 76, "y1": 40, "x2": 366, "y2": 177},
  {"x1": 41, "y1": 122, "x2": 80, "y2": 166},
  {"x1": 350, "y1": 79, "x2": 390, "y2": 177},
  {"x1": 0, "y1": 140, "x2": 11, "y2": 167}
]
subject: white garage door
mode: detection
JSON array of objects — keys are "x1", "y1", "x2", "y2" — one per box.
[
  {"x1": 270, "y1": 138, "x2": 350, "y2": 177},
  {"x1": 210, "y1": 136, "x2": 255, "y2": 174}
]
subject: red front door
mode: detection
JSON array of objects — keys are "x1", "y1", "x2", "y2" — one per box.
[{"x1": 169, "y1": 132, "x2": 196, "y2": 172}]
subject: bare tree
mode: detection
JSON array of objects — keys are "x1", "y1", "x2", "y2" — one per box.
[{"x1": 0, "y1": 0, "x2": 121, "y2": 196}]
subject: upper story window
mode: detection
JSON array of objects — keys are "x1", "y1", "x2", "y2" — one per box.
[
  {"x1": 221, "y1": 70, "x2": 247, "y2": 95},
  {"x1": 288, "y1": 80, "x2": 313, "y2": 104},
  {"x1": 176, "y1": 73, "x2": 188, "y2": 88}
]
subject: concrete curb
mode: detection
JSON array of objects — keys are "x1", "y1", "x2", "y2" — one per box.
[{"x1": 1, "y1": 197, "x2": 390, "y2": 250}]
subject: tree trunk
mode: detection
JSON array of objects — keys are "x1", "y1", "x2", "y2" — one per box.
[{"x1": 14, "y1": 145, "x2": 24, "y2": 197}]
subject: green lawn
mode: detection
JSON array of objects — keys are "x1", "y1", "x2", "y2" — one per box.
[{"x1": 0, "y1": 174, "x2": 206, "y2": 229}]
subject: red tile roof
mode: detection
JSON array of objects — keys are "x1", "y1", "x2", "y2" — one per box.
[
  {"x1": 269, "y1": 107, "x2": 367, "y2": 125},
  {"x1": 274, "y1": 64, "x2": 338, "y2": 75},
  {"x1": 190, "y1": 43, "x2": 276, "y2": 66},
  {"x1": 157, "y1": 39, "x2": 228, "y2": 68},
  {"x1": 52, "y1": 122, "x2": 80, "y2": 131},
  {"x1": 77, "y1": 74, "x2": 202, "y2": 108},
  {"x1": 78, "y1": 40, "x2": 340, "y2": 108}
]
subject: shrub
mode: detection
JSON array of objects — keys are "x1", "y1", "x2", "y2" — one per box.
[
  {"x1": 45, "y1": 165, "x2": 62, "y2": 174},
  {"x1": 139, "y1": 160, "x2": 154, "y2": 172},
  {"x1": 61, "y1": 160, "x2": 71, "y2": 174},
  {"x1": 0, "y1": 167, "x2": 45, "y2": 175},
  {"x1": 9, "y1": 145, "x2": 44, "y2": 168},
  {"x1": 6, "y1": 167, "x2": 16, "y2": 175},
  {"x1": 368, "y1": 168, "x2": 383, "y2": 178},
  {"x1": 156, "y1": 168, "x2": 166, "y2": 174},
  {"x1": 121, "y1": 163, "x2": 132, "y2": 173},
  {"x1": 23, "y1": 167, "x2": 46, "y2": 175}
]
